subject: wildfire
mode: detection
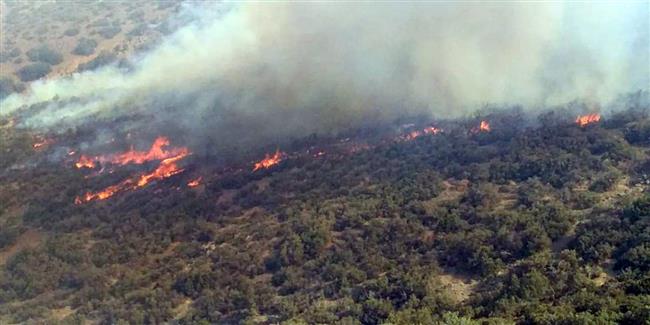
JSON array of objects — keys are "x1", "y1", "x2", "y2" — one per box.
[
  {"x1": 74, "y1": 136, "x2": 191, "y2": 204},
  {"x1": 110, "y1": 136, "x2": 188, "y2": 165},
  {"x1": 471, "y1": 120, "x2": 491, "y2": 133},
  {"x1": 32, "y1": 137, "x2": 54, "y2": 149},
  {"x1": 404, "y1": 130, "x2": 423, "y2": 140},
  {"x1": 253, "y1": 149, "x2": 284, "y2": 171},
  {"x1": 423, "y1": 126, "x2": 442, "y2": 135},
  {"x1": 75, "y1": 151, "x2": 189, "y2": 204},
  {"x1": 402, "y1": 126, "x2": 442, "y2": 141},
  {"x1": 188, "y1": 177, "x2": 202, "y2": 187},
  {"x1": 75, "y1": 181, "x2": 127, "y2": 204},
  {"x1": 74, "y1": 136, "x2": 189, "y2": 169},
  {"x1": 576, "y1": 113, "x2": 601, "y2": 127},
  {"x1": 136, "y1": 153, "x2": 188, "y2": 187},
  {"x1": 75, "y1": 155, "x2": 96, "y2": 169}
]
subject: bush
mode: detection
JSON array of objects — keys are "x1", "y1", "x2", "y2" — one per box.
[
  {"x1": 0, "y1": 227, "x2": 22, "y2": 249},
  {"x1": 98, "y1": 26, "x2": 121, "y2": 39},
  {"x1": 77, "y1": 51, "x2": 117, "y2": 72},
  {"x1": 16, "y1": 62, "x2": 51, "y2": 82},
  {"x1": 9, "y1": 47, "x2": 21, "y2": 58},
  {"x1": 127, "y1": 23, "x2": 147, "y2": 37},
  {"x1": 72, "y1": 38, "x2": 98, "y2": 56},
  {"x1": 26, "y1": 45, "x2": 63, "y2": 65},
  {"x1": 589, "y1": 172, "x2": 619, "y2": 193},
  {"x1": 63, "y1": 27, "x2": 79, "y2": 36},
  {"x1": 0, "y1": 48, "x2": 21, "y2": 63},
  {"x1": 0, "y1": 77, "x2": 22, "y2": 99}
]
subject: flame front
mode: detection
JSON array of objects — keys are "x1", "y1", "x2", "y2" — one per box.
[
  {"x1": 188, "y1": 177, "x2": 202, "y2": 187},
  {"x1": 471, "y1": 120, "x2": 491, "y2": 133},
  {"x1": 76, "y1": 181, "x2": 128, "y2": 203},
  {"x1": 401, "y1": 126, "x2": 442, "y2": 141},
  {"x1": 75, "y1": 137, "x2": 191, "y2": 204},
  {"x1": 479, "y1": 120, "x2": 490, "y2": 132},
  {"x1": 405, "y1": 130, "x2": 423, "y2": 140},
  {"x1": 74, "y1": 136, "x2": 189, "y2": 169},
  {"x1": 253, "y1": 150, "x2": 284, "y2": 171},
  {"x1": 32, "y1": 137, "x2": 54, "y2": 149},
  {"x1": 423, "y1": 126, "x2": 442, "y2": 135},
  {"x1": 75, "y1": 152, "x2": 189, "y2": 204},
  {"x1": 111, "y1": 136, "x2": 185, "y2": 165},
  {"x1": 576, "y1": 113, "x2": 601, "y2": 127},
  {"x1": 136, "y1": 153, "x2": 188, "y2": 187},
  {"x1": 75, "y1": 155, "x2": 96, "y2": 169}
]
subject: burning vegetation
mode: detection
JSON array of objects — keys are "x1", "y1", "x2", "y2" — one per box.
[
  {"x1": 74, "y1": 136, "x2": 189, "y2": 169},
  {"x1": 75, "y1": 155, "x2": 96, "y2": 169},
  {"x1": 576, "y1": 113, "x2": 601, "y2": 127},
  {"x1": 187, "y1": 177, "x2": 202, "y2": 188},
  {"x1": 74, "y1": 136, "x2": 191, "y2": 204},
  {"x1": 54, "y1": 112, "x2": 615, "y2": 205},
  {"x1": 252, "y1": 149, "x2": 285, "y2": 171},
  {"x1": 471, "y1": 120, "x2": 491, "y2": 133},
  {"x1": 1, "y1": 102, "x2": 648, "y2": 325},
  {"x1": 32, "y1": 137, "x2": 54, "y2": 149},
  {"x1": 401, "y1": 126, "x2": 443, "y2": 141}
]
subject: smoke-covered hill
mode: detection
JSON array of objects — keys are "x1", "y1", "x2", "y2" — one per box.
[
  {"x1": 0, "y1": 101, "x2": 649, "y2": 323},
  {"x1": 1, "y1": 1, "x2": 649, "y2": 324}
]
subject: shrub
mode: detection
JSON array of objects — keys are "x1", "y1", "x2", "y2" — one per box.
[
  {"x1": 63, "y1": 27, "x2": 79, "y2": 36},
  {"x1": 98, "y1": 26, "x2": 121, "y2": 39},
  {"x1": 0, "y1": 47, "x2": 21, "y2": 63},
  {"x1": 16, "y1": 62, "x2": 51, "y2": 82},
  {"x1": 589, "y1": 172, "x2": 619, "y2": 193},
  {"x1": 0, "y1": 77, "x2": 22, "y2": 99},
  {"x1": 72, "y1": 38, "x2": 98, "y2": 56},
  {"x1": 127, "y1": 23, "x2": 147, "y2": 37},
  {"x1": 9, "y1": 47, "x2": 21, "y2": 57},
  {"x1": 77, "y1": 51, "x2": 117, "y2": 72},
  {"x1": 26, "y1": 45, "x2": 63, "y2": 65}
]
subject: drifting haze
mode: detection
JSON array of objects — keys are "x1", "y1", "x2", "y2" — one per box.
[{"x1": 1, "y1": 2, "x2": 648, "y2": 147}]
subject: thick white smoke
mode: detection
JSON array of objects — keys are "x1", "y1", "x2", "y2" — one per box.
[{"x1": 1, "y1": 2, "x2": 648, "y2": 143}]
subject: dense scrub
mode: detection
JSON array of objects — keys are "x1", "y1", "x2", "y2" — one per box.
[
  {"x1": 0, "y1": 104, "x2": 648, "y2": 324},
  {"x1": 16, "y1": 62, "x2": 51, "y2": 82}
]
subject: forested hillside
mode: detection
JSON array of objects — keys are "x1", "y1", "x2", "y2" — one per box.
[{"x1": 0, "y1": 99, "x2": 649, "y2": 324}]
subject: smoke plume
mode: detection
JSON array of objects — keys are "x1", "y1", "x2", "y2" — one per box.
[{"x1": 1, "y1": 2, "x2": 648, "y2": 148}]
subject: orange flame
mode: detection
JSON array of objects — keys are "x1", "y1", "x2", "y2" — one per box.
[
  {"x1": 75, "y1": 155, "x2": 96, "y2": 169},
  {"x1": 74, "y1": 136, "x2": 189, "y2": 169},
  {"x1": 471, "y1": 120, "x2": 490, "y2": 133},
  {"x1": 402, "y1": 126, "x2": 442, "y2": 141},
  {"x1": 253, "y1": 149, "x2": 284, "y2": 171},
  {"x1": 74, "y1": 138, "x2": 191, "y2": 204},
  {"x1": 76, "y1": 181, "x2": 128, "y2": 203},
  {"x1": 32, "y1": 138, "x2": 54, "y2": 149},
  {"x1": 405, "y1": 130, "x2": 423, "y2": 140},
  {"x1": 106, "y1": 136, "x2": 189, "y2": 165},
  {"x1": 576, "y1": 113, "x2": 601, "y2": 127},
  {"x1": 188, "y1": 177, "x2": 202, "y2": 187},
  {"x1": 136, "y1": 154, "x2": 187, "y2": 187},
  {"x1": 423, "y1": 126, "x2": 442, "y2": 135}
]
